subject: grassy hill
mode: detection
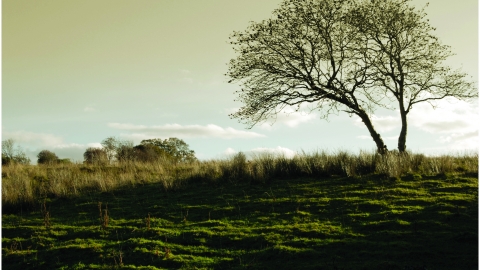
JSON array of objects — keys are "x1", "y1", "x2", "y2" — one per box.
[{"x1": 2, "y1": 152, "x2": 478, "y2": 269}]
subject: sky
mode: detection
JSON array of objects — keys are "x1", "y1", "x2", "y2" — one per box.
[{"x1": 1, "y1": 0, "x2": 478, "y2": 163}]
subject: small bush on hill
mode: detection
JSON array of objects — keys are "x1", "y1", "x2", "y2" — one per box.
[
  {"x1": 37, "y1": 150, "x2": 59, "y2": 165},
  {"x1": 83, "y1": 148, "x2": 108, "y2": 165}
]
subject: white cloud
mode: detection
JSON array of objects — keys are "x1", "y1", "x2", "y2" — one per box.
[
  {"x1": 260, "y1": 111, "x2": 316, "y2": 129},
  {"x1": 226, "y1": 106, "x2": 317, "y2": 130},
  {"x1": 436, "y1": 131, "x2": 478, "y2": 151},
  {"x1": 108, "y1": 123, "x2": 266, "y2": 140},
  {"x1": 2, "y1": 131, "x2": 65, "y2": 148},
  {"x1": 408, "y1": 98, "x2": 478, "y2": 150},
  {"x1": 249, "y1": 146, "x2": 296, "y2": 158},
  {"x1": 354, "y1": 97, "x2": 478, "y2": 150},
  {"x1": 354, "y1": 114, "x2": 399, "y2": 132},
  {"x1": 224, "y1": 147, "x2": 237, "y2": 156},
  {"x1": 408, "y1": 98, "x2": 478, "y2": 134}
]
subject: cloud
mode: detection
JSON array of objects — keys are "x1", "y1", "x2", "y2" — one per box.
[
  {"x1": 408, "y1": 98, "x2": 478, "y2": 150},
  {"x1": 249, "y1": 146, "x2": 296, "y2": 158},
  {"x1": 354, "y1": 97, "x2": 478, "y2": 150},
  {"x1": 408, "y1": 98, "x2": 478, "y2": 134},
  {"x1": 354, "y1": 114, "x2": 399, "y2": 132},
  {"x1": 224, "y1": 147, "x2": 237, "y2": 156},
  {"x1": 260, "y1": 111, "x2": 316, "y2": 129},
  {"x1": 2, "y1": 131, "x2": 65, "y2": 148},
  {"x1": 436, "y1": 131, "x2": 478, "y2": 151},
  {"x1": 108, "y1": 123, "x2": 266, "y2": 140},
  {"x1": 225, "y1": 106, "x2": 317, "y2": 130}
]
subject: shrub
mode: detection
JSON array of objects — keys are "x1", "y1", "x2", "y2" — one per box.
[
  {"x1": 58, "y1": 158, "x2": 72, "y2": 165},
  {"x1": 116, "y1": 145, "x2": 136, "y2": 163},
  {"x1": 37, "y1": 150, "x2": 59, "y2": 165},
  {"x1": 134, "y1": 144, "x2": 172, "y2": 163},
  {"x1": 84, "y1": 148, "x2": 108, "y2": 165}
]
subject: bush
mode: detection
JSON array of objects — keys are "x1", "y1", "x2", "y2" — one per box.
[
  {"x1": 83, "y1": 148, "x2": 108, "y2": 165},
  {"x1": 58, "y1": 158, "x2": 72, "y2": 165},
  {"x1": 134, "y1": 144, "x2": 172, "y2": 163},
  {"x1": 37, "y1": 150, "x2": 59, "y2": 165},
  {"x1": 116, "y1": 145, "x2": 136, "y2": 163}
]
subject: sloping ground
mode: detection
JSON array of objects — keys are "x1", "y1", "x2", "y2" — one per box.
[{"x1": 2, "y1": 174, "x2": 478, "y2": 269}]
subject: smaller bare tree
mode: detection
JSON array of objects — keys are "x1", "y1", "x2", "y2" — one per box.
[
  {"x1": 2, "y1": 139, "x2": 30, "y2": 165},
  {"x1": 101, "y1": 137, "x2": 118, "y2": 164},
  {"x1": 350, "y1": 0, "x2": 477, "y2": 152}
]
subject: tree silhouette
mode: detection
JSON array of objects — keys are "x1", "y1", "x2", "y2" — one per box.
[
  {"x1": 227, "y1": 0, "x2": 389, "y2": 153},
  {"x1": 227, "y1": 0, "x2": 476, "y2": 153},
  {"x1": 349, "y1": 0, "x2": 477, "y2": 152}
]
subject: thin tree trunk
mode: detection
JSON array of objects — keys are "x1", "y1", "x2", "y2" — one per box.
[
  {"x1": 357, "y1": 110, "x2": 388, "y2": 154},
  {"x1": 398, "y1": 107, "x2": 408, "y2": 153}
]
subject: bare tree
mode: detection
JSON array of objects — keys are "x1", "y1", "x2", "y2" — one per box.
[
  {"x1": 2, "y1": 139, "x2": 31, "y2": 165},
  {"x1": 2, "y1": 139, "x2": 16, "y2": 163},
  {"x1": 349, "y1": 0, "x2": 477, "y2": 152},
  {"x1": 101, "y1": 137, "x2": 118, "y2": 164},
  {"x1": 227, "y1": 0, "x2": 389, "y2": 153}
]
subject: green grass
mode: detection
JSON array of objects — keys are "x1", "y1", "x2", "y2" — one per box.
[{"x1": 2, "y1": 171, "x2": 478, "y2": 269}]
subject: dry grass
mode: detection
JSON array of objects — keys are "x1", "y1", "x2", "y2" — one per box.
[{"x1": 2, "y1": 150, "x2": 477, "y2": 211}]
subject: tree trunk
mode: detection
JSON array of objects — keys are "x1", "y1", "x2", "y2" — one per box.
[
  {"x1": 357, "y1": 110, "x2": 388, "y2": 155},
  {"x1": 398, "y1": 106, "x2": 408, "y2": 153}
]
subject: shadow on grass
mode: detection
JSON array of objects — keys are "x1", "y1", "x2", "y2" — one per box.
[{"x1": 2, "y1": 174, "x2": 478, "y2": 269}]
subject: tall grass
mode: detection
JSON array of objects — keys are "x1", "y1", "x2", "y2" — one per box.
[{"x1": 2, "y1": 150, "x2": 477, "y2": 211}]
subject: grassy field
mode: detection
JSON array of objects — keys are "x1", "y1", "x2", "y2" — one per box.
[{"x1": 2, "y1": 152, "x2": 478, "y2": 269}]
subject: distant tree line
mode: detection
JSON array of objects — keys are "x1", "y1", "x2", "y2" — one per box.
[
  {"x1": 83, "y1": 137, "x2": 197, "y2": 165},
  {"x1": 1, "y1": 137, "x2": 197, "y2": 166},
  {"x1": 84, "y1": 137, "x2": 197, "y2": 165}
]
